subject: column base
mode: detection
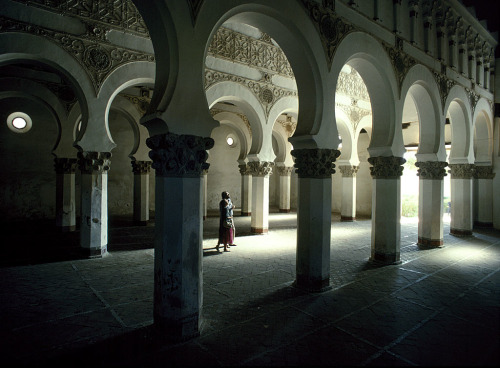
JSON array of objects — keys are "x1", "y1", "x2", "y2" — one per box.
[
  {"x1": 251, "y1": 227, "x2": 268, "y2": 234},
  {"x1": 450, "y1": 228, "x2": 473, "y2": 236},
  {"x1": 279, "y1": 209, "x2": 291, "y2": 213},
  {"x1": 241, "y1": 212, "x2": 251, "y2": 216},
  {"x1": 134, "y1": 220, "x2": 149, "y2": 226},
  {"x1": 293, "y1": 276, "x2": 331, "y2": 293},
  {"x1": 153, "y1": 314, "x2": 201, "y2": 342},
  {"x1": 59, "y1": 225, "x2": 76, "y2": 232},
  {"x1": 474, "y1": 221, "x2": 493, "y2": 228},
  {"x1": 369, "y1": 252, "x2": 401, "y2": 265},
  {"x1": 417, "y1": 237, "x2": 443, "y2": 248},
  {"x1": 82, "y1": 247, "x2": 107, "y2": 259},
  {"x1": 341, "y1": 216, "x2": 355, "y2": 222}
]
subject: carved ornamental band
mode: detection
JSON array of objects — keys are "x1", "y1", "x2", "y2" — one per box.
[
  {"x1": 131, "y1": 160, "x2": 152, "y2": 175},
  {"x1": 338, "y1": 165, "x2": 359, "y2": 177},
  {"x1": 291, "y1": 149, "x2": 341, "y2": 178},
  {"x1": 54, "y1": 157, "x2": 77, "y2": 174},
  {"x1": 247, "y1": 161, "x2": 274, "y2": 177},
  {"x1": 238, "y1": 163, "x2": 251, "y2": 176},
  {"x1": 275, "y1": 166, "x2": 294, "y2": 176},
  {"x1": 368, "y1": 156, "x2": 405, "y2": 179},
  {"x1": 448, "y1": 164, "x2": 475, "y2": 179},
  {"x1": 474, "y1": 165, "x2": 495, "y2": 179},
  {"x1": 77, "y1": 151, "x2": 111, "y2": 174},
  {"x1": 146, "y1": 133, "x2": 214, "y2": 178},
  {"x1": 415, "y1": 161, "x2": 448, "y2": 180}
]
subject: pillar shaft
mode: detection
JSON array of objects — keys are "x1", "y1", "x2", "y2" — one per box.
[
  {"x1": 248, "y1": 161, "x2": 273, "y2": 233},
  {"x1": 276, "y1": 166, "x2": 293, "y2": 213},
  {"x1": 238, "y1": 164, "x2": 252, "y2": 216},
  {"x1": 78, "y1": 151, "x2": 111, "y2": 258},
  {"x1": 292, "y1": 148, "x2": 340, "y2": 292},
  {"x1": 368, "y1": 156, "x2": 405, "y2": 264},
  {"x1": 132, "y1": 161, "x2": 151, "y2": 225},
  {"x1": 202, "y1": 170, "x2": 208, "y2": 220},
  {"x1": 415, "y1": 161, "x2": 448, "y2": 247},
  {"x1": 474, "y1": 166, "x2": 495, "y2": 227},
  {"x1": 449, "y1": 164, "x2": 474, "y2": 236},
  {"x1": 55, "y1": 158, "x2": 77, "y2": 232},
  {"x1": 147, "y1": 132, "x2": 213, "y2": 340},
  {"x1": 339, "y1": 165, "x2": 358, "y2": 221}
]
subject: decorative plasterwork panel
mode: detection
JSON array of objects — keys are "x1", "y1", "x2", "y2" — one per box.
[
  {"x1": 208, "y1": 27, "x2": 294, "y2": 78},
  {"x1": 187, "y1": 0, "x2": 203, "y2": 25},
  {"x1": 0, "y1": 16, "x2": 155, "y2": 94},
  {"x1": 300, "y1": 0, "x2": 355, "y2": 69},
  {"x1": 335, "y1": 103, "x2": 371, "y2": 132},
  {"x1": 121, "y1": 93, "x2": 151, "y2": 115},
  {"x1": 383, "y1": 38, "x2": 417, "y2": 95},
  {"x1": 205, "y1": 68, "x2": 297, "y2": 119},
  {"x1": 465, "y1": 85, "x2": 480, "y2": 114},
  {"x1": 11, "y1": 0, "x2": 149, "y2": 36},
  {"x1": 432, "y1": 70, "x2": 456, "y2": 112},
  {"x1": 277, "y1": 116, "x2": 297, "y2": 137},
  {"x1": 209, "y1": 108, "x2": 252, "y2": 138}
]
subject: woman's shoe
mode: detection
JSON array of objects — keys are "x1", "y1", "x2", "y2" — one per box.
[{"x1": 216, "y1": 245, "x2": 220, "y2": 252}]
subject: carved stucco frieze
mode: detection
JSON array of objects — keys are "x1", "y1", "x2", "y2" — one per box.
[
  {"x1": 415, "y1": 161, "x2": 448, "y2": 180},
  {"x1": 238, "y1": 163, "x2": 251, "y2": 176},
  {"x1": 247, "y1": 161, "x2": 274, "y2": 177},
  {"x1": 275, "y1": 166, "x2": 294, "y2": 176},
  {"x1": 448, "y1": 163, "x2": 475, "y2": 179},
  {"x1": 368, "y1": 156, "x2": 406, "y2": 179},
  {"x1": 277, "y1": 115, "x2": 297, "y2": 137},
  {"x1": 301, "y1": 0, "x2": 355, "y2": 69},
  {"x1": 433, "y1": 70, "x2": 456, "y2": 110},
  {"x1": 131, "y1": 160, "x2": 152, "y2": 174},
  {"x1": 338, "y1": 165, "x2": 359, "y2": 177},
  {"x1": 383, "y1": 39, "x2": 417, "y2": 93},
  {"x1": 210, "y1": 108, "x2": 252, "y2": 138},
  {"x1": 146, "y1": 133, "x2": 214, "y2": 178},
  {"x1": 465, "y1": 86, "x2": 480, "y2": 114},
  {"x1": 77, "y1": 151, "x2": 111, "y2": 174},
  {"x1": 54, "y1": 157, "x2": 78, "y2": 174},
  {"x1": 473, "y1": 165, "x2": 495, "y2": 179},
  {"x1": 291, "y1": 149, "x2": 341, "y2": 178}
]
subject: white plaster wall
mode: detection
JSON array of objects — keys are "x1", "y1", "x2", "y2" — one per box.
[
  {"x1": 207, "y1": 125, "x2": 241, "y2": 211},
  {"x1": 332, "y1": 171, "x2": 342, "y2": 213},
  {"x1": 356, "y1": 132, "x2": 372, "y2": 216}
]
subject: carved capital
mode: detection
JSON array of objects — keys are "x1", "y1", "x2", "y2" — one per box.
[
  {"x1": 247, "y1": 161, "x2": 274, "y2": 177},
  {"x1": 146, "y1": 133, "x2": 214, "y2": 178},
  {"x1": 368, "y1": 156, "x2": 405, "y2": 179},
  {"x1": 54, "y1": 157, "x2": 77, "y2": 174},
  {"x1": 291, "y1": 149, "x2": 341, "y2": 178},
  {"x1": 238, "y1": 163, "x2": 250, "y2": 176},
  {"x1": 338, "y1": 165, "x2": 359, "y2": 177},
  {"x1": 415, "y1": 161, "x2": 448, "y2": 179},
  {"x1": 276, "y1": 166, "x2": 294, "y2": 176},
  {"x1": 131, "y1": 160, "x2": 152, "y2": 174},
  {"x1": 77, "y1": 151, "x2": 111, "y2": 174},
  {"x1": 448, "y1": 164, "x2": 475, "y2": 179},
  {"x1": 474, "y1": 165, "x2": 495, "y2": 179}
]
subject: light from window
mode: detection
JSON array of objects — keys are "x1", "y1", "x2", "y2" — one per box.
[
  {"x1": 226, "y1": 137, "x2": 234, "y2": 146},
  {"x1": 12, "y1": 117, "x2": 27, "y2": 129},
  {"x1": 7, "y1": 112, "x2": 32, "y2": 133}
]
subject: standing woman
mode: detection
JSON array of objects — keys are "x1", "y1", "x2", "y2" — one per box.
[{"x1": 217, "y1": 191, "x2": 234, "y2": 252}]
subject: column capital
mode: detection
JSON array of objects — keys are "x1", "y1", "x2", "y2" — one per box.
[
  {"x1": 238, "y1": 163, "x2": 250, "y2": 175},
  {"x1": 131, "y1": 160, "x2": 152, "y2": 174},
  {"x1": 338, "y1": 165, "x2": 359, "y2": 177},
  {"x1": 275, "y1": 166, "x2": 293, "y2": 176},
  {"x1": 474, "y1": 165, "x2": 495, "y2": 179},
  {"x1": 247, "y1": 161, "x2": 274, "y2": 177},
  {"x1": 291, "y1": 148, "x2": 341, "y2": 178},
  {"x1": 368, "y1": 156, "x2": 405, "y2": 179},
  {"x1": 54, "y1": 157, "x2": 77, "y2": 174},
  {"x1": 415, "y1": 161, "x2": 448, "y2": 179},
  {"x1": 146, "y1": 133, "x2": 214, "y2": 178},
  {"x1": 77, "y1": 151, "x2": 111, "y2": 174},
  {"x1": 448, "y1": 163, "x2": 475, "y2": 179}
]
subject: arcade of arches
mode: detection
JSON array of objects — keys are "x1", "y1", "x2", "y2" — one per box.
[{"x1": 0, "y1": 0, "x2": 498, "y2": 340}]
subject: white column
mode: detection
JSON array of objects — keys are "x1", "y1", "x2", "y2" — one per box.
[
  {"x1": 459, "y1": 41, "x2": 468, "y2": 76},
  {"x1": 474, "y1": 165, "x2": 495, "y2": 227},
  {"x1": 238, "y1": 163, "x2": 252, "y2": 216},
  {"x1": 469, "y1": 50, "x2": 477, "y2": 83},
  {"x1": 449, "y1": 35, "x2": 458, "y2": 70},
  {"x1": 202, "y1": 169, "x2": 208, "y2": 220},
  {"x1": 55, "y1": 158, "x2": 77, "y2": 232},
  {"x1": 415, "y1": 161, "x2": 448, "y2": 247},
  {"x1": 368, "y1": 156, "x2": 405, "y2": 264},
  {"x1": 132, "y1": 160, "x2": 151, "y2": 225},
  {"x1": 276, "y1": 166, "x2": 293, "y2": 213},
  {"x1": 476, "y1": 53, "x2": 484, "y2": 86},
  {"x1": 292, "y1": 148, "x2": 340, "y2": 292},
  {"x1": 147, "y1": 132, "x2": 214, "y2": 340},
  {"x1": 409, "y1": 2, "x2": 418, "y2": 45},
  {"x1": 449, "y1": 164, "x2": 474, "y2": 236},
  {"x1": 339, "y1": 165, "x2": 358, "y2": 221},
  {"x1": 248, "y1": 161, "x2": 273, "y2": 234},
  {"x1": 392, "y1": 0, "x2": 402, "y2": 34},
  {"x1": 423, "y1": 16, "x2": 433, "y2": 54},
  {"x1": 78, "y1": 151, "x2": 111, "y2": 258}
]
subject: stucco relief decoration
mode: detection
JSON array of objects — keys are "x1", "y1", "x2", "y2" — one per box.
[
  {"x1": 131, "y1": 160, "x2": 152, "y2": 175},
  {"x1": 473, "y1": 165, "x2": 495, "y2": 180},
  {"x1": 54, "y1": 157, "x2": 78, "y2": 174},
  {"x1": 291, "y1": 148, "x2": 341, "y2": 178},
  {"x1": 383, "y1": 39, "x2": 417, "y2": 93},
  {"x1": 122, "y1": 93, "x2": 151, "y2": 115},
  {"x1": 276, "y1": 166, "x2": 294, "y2": 176},
  {"x1": 448, "y1": 163, "x2": 475, "y2": 179},
  {"x1": 238, "y1": 163, "x2": 251, "y2": 176},
  {"x1": 278, "y1": 116, "x2": 297, "y2": 137},
  {"x1": 339, "y1": 165, "x2": 359, "y2": 177},
  {"x1": 368, "y1": 156, "x2": 406, "y2": 179},
  {"x1": 210, "y1": 108, "x2": 252, "y2": 138},
  {"x1": 301, "y1": 0, "x2": 354, "y2": 69},
  {"x1": 146, "y1": 133, "x2": 214, "y2": 178},
  {"x1": 465, "y1": 86, "x2": 480, "y2": 114},
  {"x1": 415, "y1": 161, "x2": 448, "y2": 179},
  {"x1": 433, "y1": 71, "x2": 456, "y2": 111},
  {"x1": 77, "y1": 151, "x2": 111, "y2": 174},
  {"x1": 247, "y1": 161, "x2": 274, "y2": 177}
]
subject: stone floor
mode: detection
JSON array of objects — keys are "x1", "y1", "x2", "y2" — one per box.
[{"x1": 0, "y1": 212, "x2": 499, "y2": 367}]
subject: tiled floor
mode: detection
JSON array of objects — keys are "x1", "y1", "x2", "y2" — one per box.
[{"x1": 0, "y1": 213, "x2": 499, "y2": 366}]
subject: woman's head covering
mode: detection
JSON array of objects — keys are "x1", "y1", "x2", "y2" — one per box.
[{"x1": 221, "y1": 191, "x2": 229, "y2": 199}]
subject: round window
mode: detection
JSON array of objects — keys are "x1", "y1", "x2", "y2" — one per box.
[
  {"x1": 7, "y1": 112, "x2": 32, "y2": 133},
  {"x1": 226, "y1": 137, "x2": 234, "y2": 146}
]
